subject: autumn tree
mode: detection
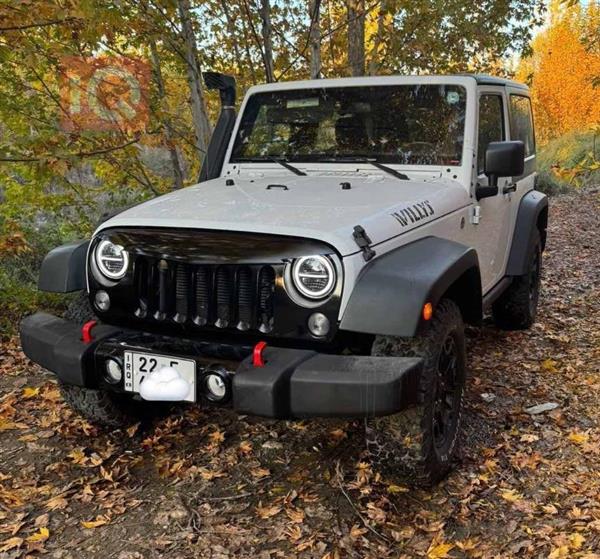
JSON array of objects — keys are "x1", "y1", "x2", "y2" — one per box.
[{"x1": 517, "y1": 1, "x2": 600, "y2": 143}]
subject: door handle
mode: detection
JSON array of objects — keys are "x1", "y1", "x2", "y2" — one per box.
[{"x1": 502, "y1": 183, "x2": 517, "y2": 194}]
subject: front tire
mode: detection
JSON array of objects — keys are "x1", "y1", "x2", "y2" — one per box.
[
  {"x1": 365, "y1": 299, "x2": 466, "y2": 486},
  {"x1": 60, "y1": 292, "x2": 171, "y2": 427},
  {"x1": 493, "y1": 229, "x2": 542, "y2": 330},
  {"x1": 59, "y1": 384, "x2": 146, "y2": 428}
]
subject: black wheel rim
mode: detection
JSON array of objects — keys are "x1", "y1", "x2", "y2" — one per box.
[
  {"x1": 432, "y1": 334, "x2": 459, "y2": 451},
  {"x1": 528, "y1": 248, "x2": 541, "y2": 315}
]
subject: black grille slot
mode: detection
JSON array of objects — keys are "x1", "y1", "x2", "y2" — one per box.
[
  {"x1": 257, "y1": 266, "x2": 275, "y2": 333},
  {"x1": 215, "y1": 267, "x2": 232, "y2": 328},
  {"x1": 134, "y1": 258, "x2": 276, "y2": 333},
  {"x1": 194, "y1": 267, "x2": 210, "y2": 326},
  {"x1": 173, "y1": 264, "x2": 189, "y2": 323},
  {"x1": 236, "y1": 267, "x2": 253, "y2": 331}
]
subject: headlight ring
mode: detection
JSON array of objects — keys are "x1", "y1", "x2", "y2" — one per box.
[
  {"x1": 291, "y1": 255, "x2": 336, "y2": 300},
  {"x1": 94, "y1": 239, "x2": 129, "y2": 280}
]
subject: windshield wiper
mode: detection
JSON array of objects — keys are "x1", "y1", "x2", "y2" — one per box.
[
  {"x1": 265, "y1": 156, "x2": 307, "y2": 176},
  {"x1": 314, "y1": 157, "x2": 409, "y2": 181}
]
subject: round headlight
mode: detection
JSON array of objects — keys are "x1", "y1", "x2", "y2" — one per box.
[
  {"x1": 95, "y1": 240, "x2": 129, "y2": 280},
  {"x1": 292, "y1": 255, "x2": 336, "y2": 299}
]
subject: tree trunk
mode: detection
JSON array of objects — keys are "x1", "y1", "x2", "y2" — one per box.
[
  {"x1": 259, "y1": 0, "x2": 275, "y2": 82},
  {"x1": 177, "y1": 0, "x2": 211, "y2": 158},
  {"x1": 309, "y1": 0, "x2": 322, "y2": 79},
  {"x1": 347, "y1": 0, "x2": 365, "y2": 76},
  {"x1": 149, "y1": 40, "x2": 185, "y2": 190}
]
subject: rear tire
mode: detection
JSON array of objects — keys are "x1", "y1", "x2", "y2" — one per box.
[
  {"x1": 365, "y1": 299, "x2": 466, "y2": 486},
  {"x1": 493, "y1": 229, "x2": 542, "y2": 330}
]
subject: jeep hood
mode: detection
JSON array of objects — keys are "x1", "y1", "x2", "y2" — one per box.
[{"x1": 98, "y1": 174, "x2": 469, "y2": 256}]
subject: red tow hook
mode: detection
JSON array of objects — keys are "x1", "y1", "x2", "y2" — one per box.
[
  {"x1": 253, "y1": 341, "x2": 267, "y2": 367},
  {"x1": 81, "y1": 320, "x2": 97, "y2": 344}
]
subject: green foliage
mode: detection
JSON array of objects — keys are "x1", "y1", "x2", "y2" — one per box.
[
  {"x1": 536, "y1": 131, "x2": 600, "y2": 195},
  {"x1": 0, "y1": 219, "x2": 73, "y2": 338}
]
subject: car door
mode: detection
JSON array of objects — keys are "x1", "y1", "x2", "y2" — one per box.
[
  {"x1": 474, "y1": 88, "x2": 514, "y2": 293},
  {"x1": 506, "y1": 90, "x2": 537, "y2": 230}
]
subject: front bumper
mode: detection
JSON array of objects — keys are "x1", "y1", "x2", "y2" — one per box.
[{"x1": 20, "y1": 312, "x2": 422, "y2": 419}]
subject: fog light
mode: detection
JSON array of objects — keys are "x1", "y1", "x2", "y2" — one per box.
[
  {"x1": 203, "y1": 366, "x2": 231, "y2": 403},
  {"x1": 104, "y1": 358, "x2": 122, "y2": 384},
  {"x1": 94, "y1": 290, "x2": 110, "y2": 312},
  {"x1": 308, "y1": 312, "x2": 330, "y2": 337}
]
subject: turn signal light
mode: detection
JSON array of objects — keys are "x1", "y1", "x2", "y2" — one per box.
[{"x1": 422, "y1": 302, "x2": 433, "y2": 321}]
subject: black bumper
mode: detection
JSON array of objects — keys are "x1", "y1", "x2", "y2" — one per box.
[{"x1": 20, "y1": 312, "x2": 422, "y2": 419}]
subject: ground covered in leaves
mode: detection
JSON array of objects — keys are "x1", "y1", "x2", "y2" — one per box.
[{"x1": 1, "y1": 189, "x2": 599, "y2": 559}]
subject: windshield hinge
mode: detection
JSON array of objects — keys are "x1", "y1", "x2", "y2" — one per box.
[{"x1": 353, "y1": 225, "x2": 376, "y2": 261}]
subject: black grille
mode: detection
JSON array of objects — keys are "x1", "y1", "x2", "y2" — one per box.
[{"x1": 134, "y1": 258, "x2": 276, "y2": 333}]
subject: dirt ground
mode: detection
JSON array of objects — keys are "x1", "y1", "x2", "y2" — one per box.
[{"x1": 1, "y1": 189, "x2": 599, "y2": 559}]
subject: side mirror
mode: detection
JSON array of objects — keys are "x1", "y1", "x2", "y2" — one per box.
[{"x1": 477, "y1": 141, "x2": 525, "y2": 200}]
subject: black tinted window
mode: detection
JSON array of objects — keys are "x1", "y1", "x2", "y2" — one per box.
[
  {"x1": 510, "y1": 95, "x2": 535, "y2": 157},
  {"x1": 231, "y1": 85, "x2": 467, "y2": 165},
  {"x1": 478, "y1": 95, "x2": 505, "y2": 174}
]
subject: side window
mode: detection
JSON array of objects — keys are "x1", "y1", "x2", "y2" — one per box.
[
  {"x1": 477, "y1": 95, "x2": 505, "y2": 174},
  {"x1": 509, "y1": 95, "x2": 535, "y2": 157}
]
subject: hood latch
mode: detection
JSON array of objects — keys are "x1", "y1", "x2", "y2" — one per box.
[{"x1": 353, "y1": 225, "x2": 376, "y2": 262}]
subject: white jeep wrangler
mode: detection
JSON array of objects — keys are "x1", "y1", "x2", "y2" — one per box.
[{"x1": 21, "y1": 73, "x2": 548, "y2": 485}]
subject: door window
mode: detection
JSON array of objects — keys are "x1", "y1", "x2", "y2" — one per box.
[
  {"x1": 477, "y1": 95, "x2": 505, "y2": 174},
  {"x1": 509, "y1": 95, "x2": 535, "y2": 157}
]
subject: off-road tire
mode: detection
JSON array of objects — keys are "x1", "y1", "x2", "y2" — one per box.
[
  {"x1": 64, "y1": 291, "x2": 96, "y2": 324},
  {"x1": 365, "y1": 299, "x2": 466, "y2": 486},
  {"x1": 59, "y1": 383, "x2": 146, "y2": 428},
  {"x1": 60, "y1": 292, "x2": 171, "y2": 427},
  {"x1": 492, "y1": 229, "x2": 542, "y2": 330}
]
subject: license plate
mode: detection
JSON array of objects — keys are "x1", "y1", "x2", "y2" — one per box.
[{"x1": 123, "y1": 352, "x2": 196, "y2": 402}]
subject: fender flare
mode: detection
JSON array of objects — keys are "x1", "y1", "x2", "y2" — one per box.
[
  {"x1": 38, "y1": 240, "x2": 89, "y2": 293},
  {"x1": 505, "y1": 190, "x2": 548, "y2": 276},
  {"x1": 339, "y1": 237, "x2": 482, "y2": 338}
]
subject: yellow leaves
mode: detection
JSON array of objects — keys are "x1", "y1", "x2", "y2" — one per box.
[
  {"x1": 81, "y1": 515, "x2": 110, "y2": 529},
  {"x1": 500, "y1": 489, "x2": 524, "y2": 503},
  {"x1": 26, "y1": 527, "x2": 49, "y2": 543},
  {"x1": 22, "y1": 386, "x2": 40, "y2": 399},
  {"x1": 67, "y1": 447, "x2": 87, "y2": 465},
  {"x1": 387, "y1": 484, "x2": 409, "y2": 494},
  {"x1": 427, "y1": 541, "x2": 454, "y2": 559},
  {"x1": 541, "y1": 359, "x2": 559, "y2": 373},
  {"x1": 542, "y1": 503, "x2": 559, "y2": 515},
  {"x1": 517, "y1": 3, "x2": 600, "y2": 143},
  {"x1": 569, "y1": 532, "x2": 585, "y2": 550},
  {"x1": 568, "y1": 431, "x2": 589, "y2": 445},
  {"x1": 0, "y1": 419, "x2": 28, "y2": 431}
]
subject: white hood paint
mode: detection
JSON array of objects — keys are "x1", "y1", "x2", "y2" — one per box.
[{"x1": 98, "y1": 173, "x2": 470, "y2": 256}]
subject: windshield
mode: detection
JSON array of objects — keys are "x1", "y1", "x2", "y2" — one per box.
[{"x1": 230, "y1": 84, "x2": 467, "y2": 166}]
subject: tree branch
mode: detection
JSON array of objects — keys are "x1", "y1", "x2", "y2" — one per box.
[{"x1": 0, "y1": 18, "x2": 76, "y2": 32}]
